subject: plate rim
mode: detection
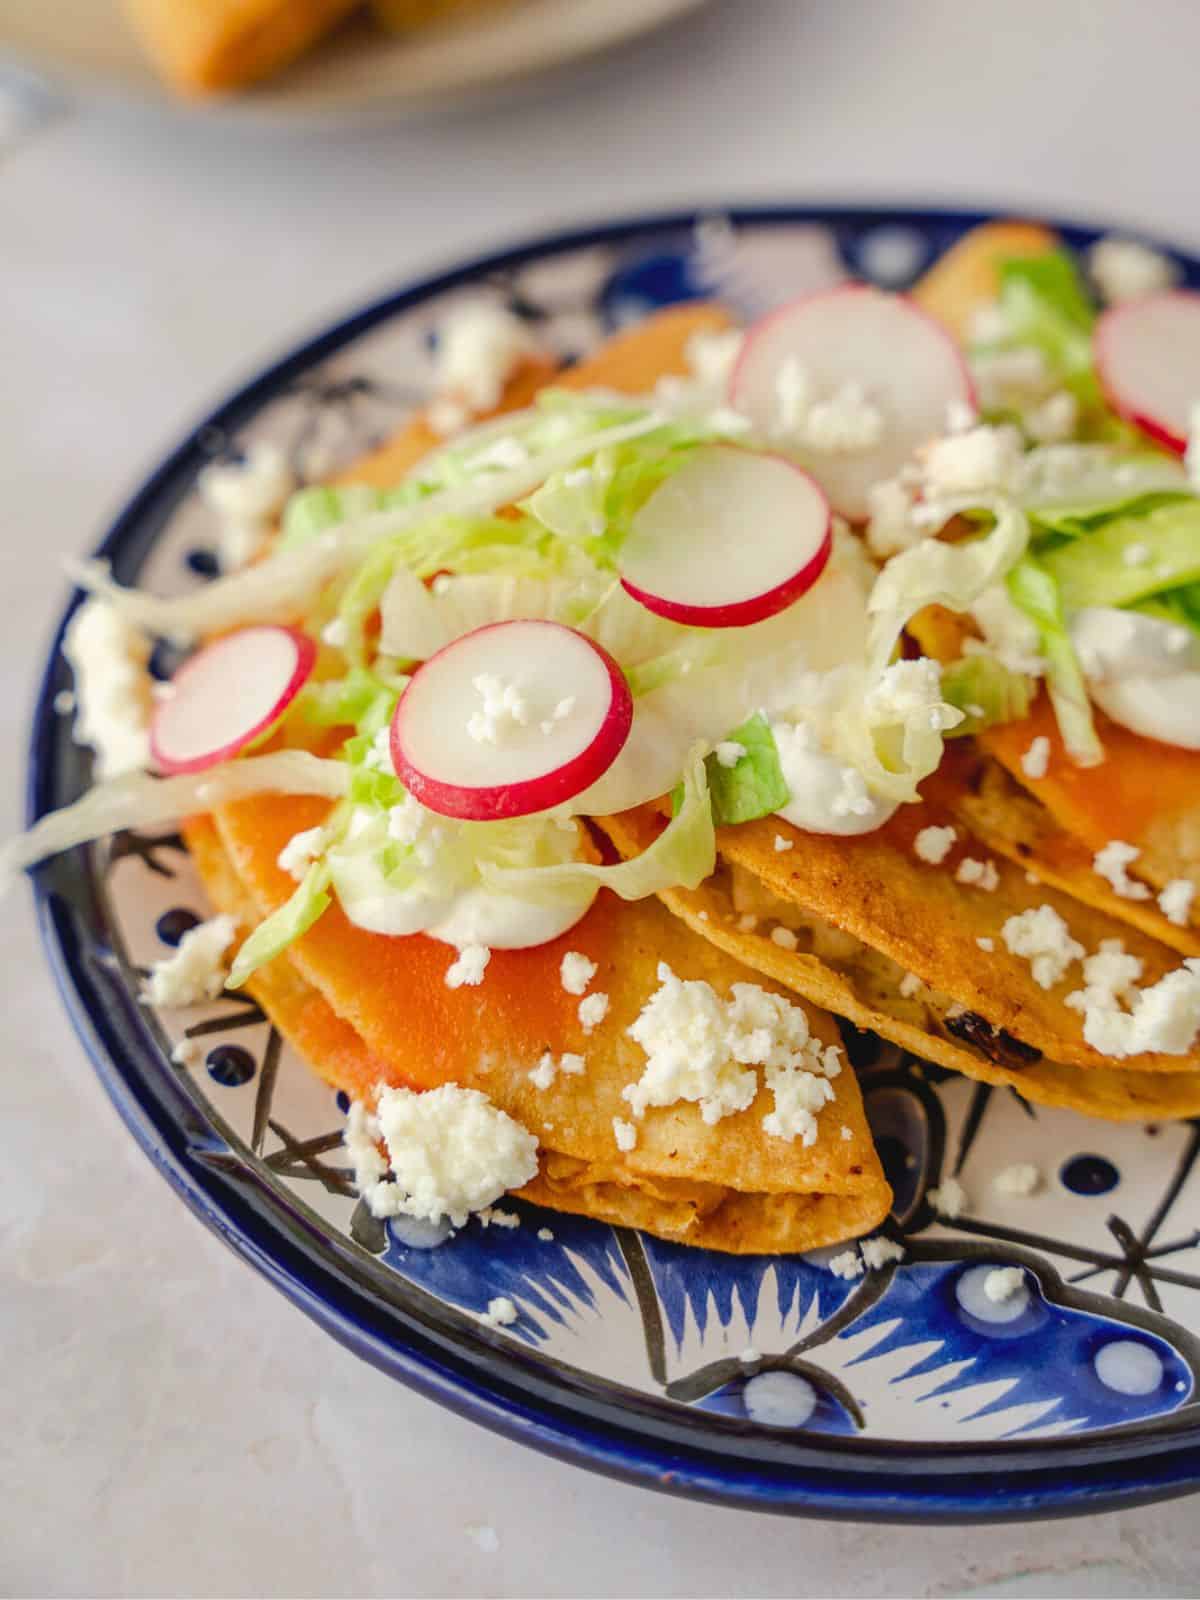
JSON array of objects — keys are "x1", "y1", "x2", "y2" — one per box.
[{"x1": 29, "y1": 201, "x2": 1200, "y2": 1520}]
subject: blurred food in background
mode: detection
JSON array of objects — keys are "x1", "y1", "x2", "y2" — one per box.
[
  {"x1": 122, "y1": 0, "x2": 513, "y2": 97},
  {"x1": 1, "y1": 0, "x2": 705, "y2": 115}
]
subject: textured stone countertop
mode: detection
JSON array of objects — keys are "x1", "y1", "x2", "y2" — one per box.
[{"x1": 3, "y1": 1, "x2": 1200, "y2": 1593}]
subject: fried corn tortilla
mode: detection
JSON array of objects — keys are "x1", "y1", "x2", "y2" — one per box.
[
  {"x1": 186, "y1": 804, "x2": 890, "y2": 1253},
  {"x1": 181, "y1": 302, "x2": 889, "y2": 1252},
  {"x1": 910, "y1": 227, "x2": 1200, "y2": 945},
  {"x1": 598, "y1": 808, "x2": 1200, "y2": 1121},
  {"x1": 122, "y1": 0, "x2": 359, "y2": 95}
]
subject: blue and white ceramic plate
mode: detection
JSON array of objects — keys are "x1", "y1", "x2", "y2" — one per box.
[{"x1": 30, "y1": 207, "x2": 1200, "y2": 1521}]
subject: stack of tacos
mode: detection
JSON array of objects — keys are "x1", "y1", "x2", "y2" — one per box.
[{"x1": 15, "y1": 220, "x2": 1200, "y2": 1253}]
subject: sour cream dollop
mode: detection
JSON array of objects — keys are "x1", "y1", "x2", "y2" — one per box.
[
  {"x1": 326, "y1": 803, "x2": 595, "y2": 948},
  {"x1": 1071, "y1": 607, "x2": 1200, "y2": 750},
  {"x1": 770, "y1": 720, "x2": 899, "y2": 836}
]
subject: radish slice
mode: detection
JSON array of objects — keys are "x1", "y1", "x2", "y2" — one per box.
[
  {"x1": 618, "y1": 446, "x2": 831, "y2": 628},
  {"x1": 391, "y1": 620, "x2": 633, "y2": 821},
  {"x1": 150, "y1": 625, "x2": 316, "y2": 775},
  {"x1": 729, "y1": 284, "x2": 975, "y2": 520},
  {"x1": 1095, "y1": 290, "x2": 1200, "y2": 453}
]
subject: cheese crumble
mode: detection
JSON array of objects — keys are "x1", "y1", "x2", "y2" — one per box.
[
  {"x1": 62, "y1": 598, "x2": 153, "y2": 780},
  {"x1": 345, "y1": 1084, "x2": 538, "y2": 1226},
  {"x1": 1094, "y1": 841, "x2": 1152, "y2": 902},
  {"x1": 1159, "y1": 879, "x2": 1196, "y2": 928},
  {"x1": 467, "y1": 673, "x2": 530, "y2": 745},
  {"x1": 861, "y1": 1236, "x2": 905, "y2": 1270},
  {"x1": 527, "y1": 1051, "x2": 585, "y2": 1090},
  {"x1": 445, "y1": 944, "x2": 490, "y2": 989},
  {"x1": 1001, "y1": 905, "x2": 1084, "y2": 990},
  {"x1": 623, "y1": 963, "x2": 841, "y2": 1144},
  {"x1": 956, "y1": 857, "x2": 999, "y2": 892},
  {"x1": 828, "y1": 1249, "x2": 865, "y2": 1280},
  {"x1": 481, "y1": 1296, "x2": 518, "y2": 1327},
  {"x1": 560, "y1": 950, "x2": 598, "y2": 996},
  {"x1": 1067, "y1": 942, "x2": 1200, "y2": 1058},
  {"x1": 928, "y1": 1176, "x2": 968, "y2": 1219},
  {"x1": 143, "y1": 914, "x2": 237, "y2": 1007},
  {"x1": 612, "y1": 1117, "x2": 638, "y2": 1153},
  {"x1": 773, "y1": 835, "x2": 794, "y2": 853},
  {"x1": 1020, "y1": 735, "x2": 1051, "y2": 781},
  {"x1": 277, "y1": 825, "x2": 329, "y2": 882},
  {"x1": 714, "y1": 741, "x2": 746, "y2": 768},
  {"x1": 983, "y1": 1267, "x2": 1026, "y2": 1304},
  {"x1": 914, "y1": 825, "x2": 956, "y2": 865},
  {"x1": 994, "y1": 1163, "x2": 1042, "y2": 1197},
  {"x1": 578, "y1": 992, "x2": 609, "y2": 1032}
]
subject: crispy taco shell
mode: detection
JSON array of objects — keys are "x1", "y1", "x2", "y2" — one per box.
[
  {"x1": 598, "y1": 809, "x2": 1200, "y2": 1121},
  {"x1": 182, "y1": 302, "x2": 889, "y2": 1252}
]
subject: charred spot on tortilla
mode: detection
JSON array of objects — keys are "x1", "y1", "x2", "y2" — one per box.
[{"x1": 943, "y1": 1009, "x2": 1043, "y2": 1070}]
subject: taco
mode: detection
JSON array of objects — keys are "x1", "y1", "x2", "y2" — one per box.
[{"x1": 12, "y1": 218, "x2": 1200, "y2": 1256}]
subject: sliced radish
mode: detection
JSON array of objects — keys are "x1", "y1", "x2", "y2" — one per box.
[
  {"x1": 391, "y1": 620, "x2": 632, "y2": 821},
  {"x1": 1095, "y1": 290, "x2": 1200, "y2": 453},
  {"x1": 729, "y1": 284, "x2": 975, "y2": 520},
  {"x1": 618, "y1": 446, "x2": 831, "y2": 628},
  {"x1": 150, "y1": 625, "x2": 315, "y2": 775}
]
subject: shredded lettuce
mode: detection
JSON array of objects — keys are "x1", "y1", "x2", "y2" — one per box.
[
  {"x1": 480, "y1": 748, "x2": 715, "y2": 901},
  {"x1": 703, "y1": 714, "x2": 790, "y2": 825},
  {"x1": 294, "y1": 664, "x2": 401, "y2": 730},
  {"x1": 940, "y1": 654, "x2": 1035, "y2": 736},
  {"x1": 226, "y1": 860, "x2": 333, "y2": 989},
  {"x1": 867, "y1": 498, "x2": 1031, "y2": 673},
  {"x1": 990, "y1": 250, "x2": 1099, "y2": 404},
  {"x1": 79, "y1": 411, "x2": 670, "y2": 643},
  {"x1": 1038, "y1": 498, "x2": 1200, "y2": 612},
  {"x1": 0, "y1": 751, "x2": 348, "y2": 885},
  {"x1": 1019, "y1": 444, "x2": 1188, "y2": 534},
  {"x1": 524, "y1": 432, "x2": 706, "y2": 566},
  {"x1": 1136, "y1": 582, "x2": 1200, "y2": 637},
  {"x1": 1006, "y1": 555, "x2": 1103, "y2": 766},
  {"x1": 379, "y1": 571, "x2": 611, "y2": 661}
]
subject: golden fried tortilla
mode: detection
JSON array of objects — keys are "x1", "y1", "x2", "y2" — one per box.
[
  {"x1": 598, "y1": 808, "x2": 1200, "y2": 1122},
  {"x1": 187, "y1": 806, "x2": 890, "y2": 1252},
  {"x1": 909, "y1": 226, "x2": 1200, "y2": 945},
  {"x1": 183, "y1": 301, "x2": 889, "y2": 1252},
  {"x1": 122, "y1": 0, "x2": 359, "y2": 95}
]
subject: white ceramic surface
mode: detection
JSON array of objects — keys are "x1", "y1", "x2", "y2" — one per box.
[{"x1": 6, "y1": 1, "x2": 1200, "y2": 1593}]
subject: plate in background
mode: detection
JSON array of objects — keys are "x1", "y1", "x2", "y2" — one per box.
[
  {"x1": 1, "y1": 0, "x2": 708, "y2": 123},
  {"x1": 29, "y1": 205, "x2": 1200, "y2": 1519}
]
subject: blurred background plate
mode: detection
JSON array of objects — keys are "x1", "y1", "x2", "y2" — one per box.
[{"x1": 0, "y1": 0, "x2": 709, "y2": 124}]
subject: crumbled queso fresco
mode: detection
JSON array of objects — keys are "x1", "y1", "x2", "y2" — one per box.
[
  {"x1": 559, "y1": 950, "x2": 597, "y2": 996},
  {"x1": 928, "y1": 1176, "x2": 968, "y2": 1218},
  {"x1": 1093, "y1": 840, "x2": 1151, "y2": 901},
  {"x1": 143, "y1": 914, "x2": 237, "y2": 1008},
  {"x1": 983, "y1": 1266, "x2": 1026, "y2": 1304},
  {"x1": 344, "y1": 1083, "x2": 538, "y2": 1227},
  {"x1": 622, "y1": 962, "x2": 841, "y2": 1144},
  {"x1": 1001, "y1": 905, "x2": 1085, "y2": 990},
  {"x1": 62, "y1": 598, "x2": 153, "y2": 780},
  {"x1": 445, "y1": 944, "x2": 490, "y2": 989},
  {"x1": 914, "y1": 825, "x2": 956, "y2": 865}
]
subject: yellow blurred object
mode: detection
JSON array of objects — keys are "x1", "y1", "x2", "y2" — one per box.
[
  {"x1": 121, "y1": 0, "x2": 361, "y2": 95},
  {"x1": 371, "y1": 0, "x2": 514, "y2": 32}
]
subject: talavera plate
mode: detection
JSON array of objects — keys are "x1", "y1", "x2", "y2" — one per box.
[{"x1": 30, "y1": 206, "x2": 1200, "y2": 1521}]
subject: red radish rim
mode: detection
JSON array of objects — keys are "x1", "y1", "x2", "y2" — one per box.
[
  {"x1": 150, "y1": 625, "x2": 317, "y2": 776},
  {"x1": 619, "y1": 523, "x2": 832, "y2": 628},
  {"x1": 1094, "y1": 289, "x2": 1200, "y2": 455},
  {"x1": 728, "y1": 280, "x2": 978, "y2": 420},
  {"x1": 390, "y1": 620, "x2": 634, "y2": 822},
  {"x1": 617, "y1": 446, "x2": 833, "y2": 628}
]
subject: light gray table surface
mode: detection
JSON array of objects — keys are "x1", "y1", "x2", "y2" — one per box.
[{"x1": 4, "y1": 2, "x2": 1200, "y2": 1594}]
